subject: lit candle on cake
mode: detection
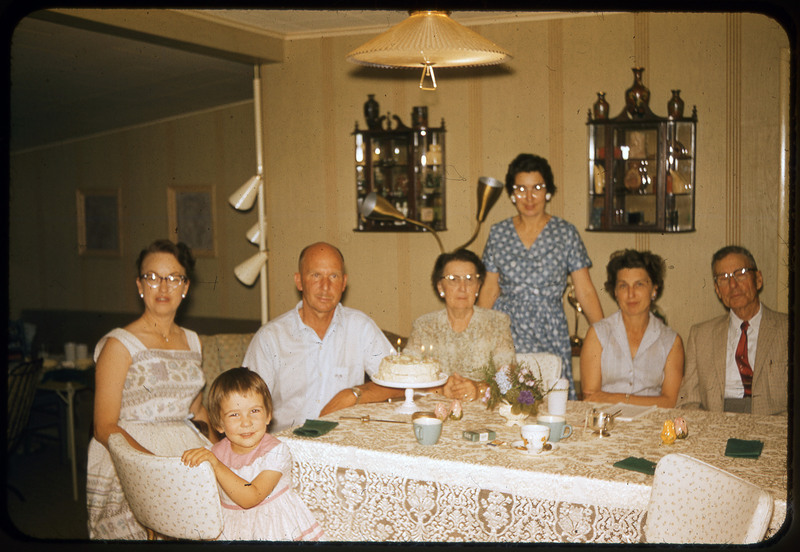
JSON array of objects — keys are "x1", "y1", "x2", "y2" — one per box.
[{"x1": 396, "y1": 338, "x2": 401, "y2": 353}]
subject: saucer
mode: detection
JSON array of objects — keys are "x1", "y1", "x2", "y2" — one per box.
[{"x1": 511, "y1": 440, "x2": 559, "y2": 455}]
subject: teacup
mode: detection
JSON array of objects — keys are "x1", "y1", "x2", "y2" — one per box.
[
  {"x1": 520, "y1": 424, "x2": 550, "y2": 453},
  {"x1": 536, "y1": 414, "x2": 573, "y2": 443},
  {"x1": 413, "y1": 417, "x2": 442, "y2": 445}
]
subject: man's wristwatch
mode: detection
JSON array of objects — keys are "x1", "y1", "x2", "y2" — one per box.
[{"x1": 351, "y1": 386, "x2": 363, "y2": 404}]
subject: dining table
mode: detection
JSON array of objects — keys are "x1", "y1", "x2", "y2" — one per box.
[{"x1": 275, "y1": 394, "x2": 788, "y2": 543}]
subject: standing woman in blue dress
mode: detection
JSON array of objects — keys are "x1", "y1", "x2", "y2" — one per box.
[{"x1": 478, "y1": 153, "x2": 604, "y2": 398}]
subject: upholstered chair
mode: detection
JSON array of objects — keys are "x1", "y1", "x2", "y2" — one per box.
[
  {"x1": 108, "y1": 432, "x2": 223, "y2": 540},
  {"x1": 644, "y1": 453, "x2": 773, "y2": 544}
]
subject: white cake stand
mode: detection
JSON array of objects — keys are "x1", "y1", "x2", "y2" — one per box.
[{"x1": 371, "y1": 373, "x2": 449, "y2": 414}]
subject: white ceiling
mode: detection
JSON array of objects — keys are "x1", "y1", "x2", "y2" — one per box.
[{"x1": 8, "y1": 9, "x2": 545, "y2": 152}]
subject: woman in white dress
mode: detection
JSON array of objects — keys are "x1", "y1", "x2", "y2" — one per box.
[
  {"x1": 580, "y1": 249, "x2": 684, "y2": 407},
  {"x1": 86, "y1": 239, "x2": 214, "y2": 539},
  {"x1": 404, "y1": 249, "x2": 516, "y2": 401}
]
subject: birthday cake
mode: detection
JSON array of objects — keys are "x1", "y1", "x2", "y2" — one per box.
[{"x1": 376, "y1": 354, "x2": 441, "y2": 384}]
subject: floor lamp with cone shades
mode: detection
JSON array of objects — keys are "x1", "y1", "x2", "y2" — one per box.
[
  {"x1": 359, "y1": 176, "x2": 504, "y2": 254},
  {"x1": 230, "y1": 66, "x2": 268, "y2": 325}
]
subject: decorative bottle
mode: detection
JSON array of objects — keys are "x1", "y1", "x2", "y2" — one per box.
[
  {"x1": 364, "y1": 94, "x2": 380, "y2": 130},
  {"x1": 624, "y1": 67, "x2": 650, "y2": 117},
  {"x1": 593, "y1": 92, "x2": 609, "y2": 120},
  {"x1": 667, "y1": 90, "x2": 685, "y2": 118}
]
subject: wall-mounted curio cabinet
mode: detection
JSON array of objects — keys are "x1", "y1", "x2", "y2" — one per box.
[
  {"x1": 354, "y1": 100, "x2": 446, "y2": 232},
  {"x1": 587, "y1": 68, "x2": 697, "y2": 233}
]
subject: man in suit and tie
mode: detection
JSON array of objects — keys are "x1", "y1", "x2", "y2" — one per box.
[{"x1": 677, "y1": 246, "x2": 788, "y2": 415}]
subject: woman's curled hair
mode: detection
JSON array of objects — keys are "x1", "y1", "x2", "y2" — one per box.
[{"x1": 604, "y1": 249, "x2": 666, "y2": 301}]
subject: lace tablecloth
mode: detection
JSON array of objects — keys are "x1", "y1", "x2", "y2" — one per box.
[{"x1": 276, "y1": 396, "x2": 788, "y2": 542}]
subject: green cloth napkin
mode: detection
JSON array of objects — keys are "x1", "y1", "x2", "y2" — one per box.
[
  {"x1": 292, "y1": 419, "x2": 338, "y2": 437},
  {"x1": 725, "y1": 438, "x2": 764, "y2": 459},
  {"x1": 613, "y1": 456, "x2": 657, "y2": 475}
]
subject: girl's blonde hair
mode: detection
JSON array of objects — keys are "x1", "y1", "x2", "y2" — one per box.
[{"x1": 207, "y1": 368, "x2": 273, "y2": 430}]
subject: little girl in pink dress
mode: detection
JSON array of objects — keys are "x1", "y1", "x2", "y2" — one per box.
[{"x1": 182, "y1": 368, "x2": 324, "y2": 541}]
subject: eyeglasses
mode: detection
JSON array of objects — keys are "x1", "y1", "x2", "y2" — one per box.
[
  {"x1": 441, "y1": 274, "x2": 481, "y2": 285},
  {"x1": 713, "y1": 267, "x2": 756, "y2": 286},
  {"x1": 513, "y1": 184, "x2": 547, "y2": 198},
  {"x1": 140, "y1": 272, "x2": 187, "y2": 289}
]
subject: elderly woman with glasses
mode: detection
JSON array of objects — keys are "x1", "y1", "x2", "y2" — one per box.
[
  {"x1": 580, "y1": 249, "x2": 684, "y2": 407},
  {"x1": 478, "y1": 153, "x2": 604, "y2": 399},
  {"x1": 86, "y1": 239, "x2": 215, "y2": 540},
  {"x1": 404, "y1": 249, "x2": 516, "y2": 401}
]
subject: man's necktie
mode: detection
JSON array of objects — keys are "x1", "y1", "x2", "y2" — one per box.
[{"x1": 735, "y1": 321, "x2": 752, "y2": 397}]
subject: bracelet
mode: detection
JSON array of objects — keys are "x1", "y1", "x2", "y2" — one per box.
[{"x1": 351, "y1": 386, "x2": 363, "y2": 404}]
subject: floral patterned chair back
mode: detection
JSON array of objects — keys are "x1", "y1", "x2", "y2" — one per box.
[
  {"x1": 644, "y1": 453, "x2": 773, "y2": 544},
  {"x1": 108, "y1": 432, "x2": 223, "y2": 540},
  {"x1": 199, "y1": 334, "x2": 253, "y2": 404},
  {"x1": 515, "y1": 353, "x2": 561, "y2": 389}
]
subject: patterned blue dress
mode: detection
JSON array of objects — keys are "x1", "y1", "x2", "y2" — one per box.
[{"x1": 482, "y1": 216, "x2": 592, "y2": 398}]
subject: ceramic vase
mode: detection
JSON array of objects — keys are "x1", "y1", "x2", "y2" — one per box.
[
  {"x1": 364, "y1": 94, "x2": 380, "y2": 130},
  {"x1": 625, "y1": 67, "x2": 650, "y2": 117},
  {"x1": 593, "y1": 92, "x2": 609, "y2": 120},
  {"x1": 497, "y1": 400, "x2": 534, "y2": 427},
  {"x1": 667, "y1": 89, "x2": 685, "y2": 118}
]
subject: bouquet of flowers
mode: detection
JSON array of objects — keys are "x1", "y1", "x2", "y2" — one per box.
[{"x1": 482, "y1": 357, "x2": 549, "y2": 416}]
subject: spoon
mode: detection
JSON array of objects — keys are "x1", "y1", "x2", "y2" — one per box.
[{"x1": 339, "y1": 415, "x2": 408, "y2": 424}]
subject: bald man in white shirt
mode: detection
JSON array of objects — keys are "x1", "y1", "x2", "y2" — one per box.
[{"x1": 243, "y1": 242, "x2": 402, "y2": 431}]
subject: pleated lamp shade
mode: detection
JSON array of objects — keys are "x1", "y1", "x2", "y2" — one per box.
[
  {"x1": 347, "y1": 11, "x2": 511, "y2": 69},
  {"x1": 234, "y1": 251, "x2": 268, "y2": 286}
]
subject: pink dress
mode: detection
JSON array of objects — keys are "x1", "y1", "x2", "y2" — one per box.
[{"x1": 211, "y1": 434, "x2": 324, "y2": 541}]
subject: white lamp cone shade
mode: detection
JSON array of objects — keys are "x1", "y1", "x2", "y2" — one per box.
[
  {"x1": 234, "y1": 251, "x2": 268, "y2": 286},
  {"x1": 228, "y1": 175, "x2": 261, "y2": 211},
  {"x1": 347, "y1": 11, "x2": 511, "y2": 69},
  {"x1": 246, "y1": 221, "x2": 265, "y2": 245}
]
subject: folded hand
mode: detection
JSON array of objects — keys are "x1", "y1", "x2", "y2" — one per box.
[
  {"x1": 443, "y1": 374, "x2": 479, "y2": 401},
  {"x1": 181, "y1": 447, "x2": 217, "y2": 468}
]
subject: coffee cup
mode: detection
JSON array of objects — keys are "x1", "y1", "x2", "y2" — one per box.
[
  {"x1": 76, "y1": 343, "x2": 89, "y2": 360},
  {"x1": 536, "y1": 414, "x2": 573, "y2": 443},
  {"x1": 64, "y1": 342, "x2": 77, "y2": 362},
  {"x1": 547, "y1": 378, "x2": 569, "y2": 415},
  {"x1": 520, "y1": 424, "x2": 550, "y2": 453},
  {"x1": 413, "y1": 417, "x2": 442, "y2": 445}
]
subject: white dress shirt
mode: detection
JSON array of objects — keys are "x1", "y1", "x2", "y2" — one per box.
[
  {"x1": 243, "y1": 301, "x2": 394, "y2": 432},
  {"x1": 724, "y1": 303, "x2": 762, "y2": 399}
]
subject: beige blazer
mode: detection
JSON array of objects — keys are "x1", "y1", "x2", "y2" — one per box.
[{"x1": 677, "y1": 304, "x2": 788, "y2": 415}]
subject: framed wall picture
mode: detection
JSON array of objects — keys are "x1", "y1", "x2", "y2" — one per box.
[
  {"x1": 76, "y1": 188, "x2": 122, "y2": 256},
  {"x1": 167, "y1": 186, "x2": 217, "y2": 257}
]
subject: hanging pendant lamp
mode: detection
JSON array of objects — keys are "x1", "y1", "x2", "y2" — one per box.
[{"x1": 346, "y1": 11, "x2": 511, "y2": 90}]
